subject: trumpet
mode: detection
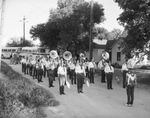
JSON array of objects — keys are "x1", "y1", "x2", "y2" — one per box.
[
  {"x1": 50, "y1": 50, "x2": 58, "y2": 59},
  {"x1": 63, "y1": 51, "x2": 72, "y2": 61}
]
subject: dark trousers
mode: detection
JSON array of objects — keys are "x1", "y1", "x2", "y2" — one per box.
[
  {"x1": 29, "y1": 65, "x2": 33, "y2": 76},
  {"x1": 106, "y1": 73, "x2": 113, "y2": 89},
  {"x1": 85, "y1": 67, "x2": 89, "y2": 79},
  {"x1": 36, "y1": 68, "x2": 43, "y2": 82},
  {"x1": 76, "y1": 73, "x2": 84, "y2": 93},
  {"x1": 58, "y1": 74, "x2": 66, "y2": 95},
  {"x1": 32, "y1": 67, "x2": 37, "y2": 79},
  {"x1": 43, "y1": 65, "x2": 47, "y2": 78},
  {"x1": 123, "y1": 70, "x2": 128, "y2": 88},
  {"x1": 70, "y1": 69, "x2": 75, "y2": 84},
  {"x1": 89, "y1": 68, "x2": 94, "y2": 83},
  {"x1": 22, "y1": 63, "x2": 24, "y2": 73},
  {"x1": 101, "y1": 70, "x2": 106, "y2": 83},
  {"x1": 47, "y1": 69, "x2": 54, "y2": 87},
  {"x1": 23, "y1": 64, "x2": 27, "y2": 74},
  {"x1": 126, "y1": 85, "x2": 135, "y2": 105}
]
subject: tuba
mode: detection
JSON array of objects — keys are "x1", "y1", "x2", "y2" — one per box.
[
  {"x1": 63, "y1": 51, "x2": 72, "y2": 61},
  {"x1": 102, "y1": 51, "x2": 109, "y2": 60},
  {"x1": 50, "y1": 50, "x2": 58, "y2": 59}
]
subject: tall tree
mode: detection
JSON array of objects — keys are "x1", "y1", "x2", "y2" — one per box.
[
  {"x1": 114, "y1": 0, "x2": 150, "y2": 55},
  {"x1": 30, "y1": 0, "x2": 105, "y2": 55}
]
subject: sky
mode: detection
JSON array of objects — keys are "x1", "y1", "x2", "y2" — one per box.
[{"x1": 0, "y1": 0, "x2": 124, "y2": 46}]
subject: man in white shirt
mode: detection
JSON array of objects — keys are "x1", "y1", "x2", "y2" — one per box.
[
  {"x1": 121, "y1": 60, "x2": 129, "y2": 88},
  {"x1": 57, "y1": 59, "x2": 67, "y2": 95},
  {"x1": 75, "y1": 60, "x2": 86, "y2": 93},
  {"x1": 104, "y1": 61, "x2": 114, "y2": 90},
  {"x1": 125, "y1": 69, "x2": 137, "y2": 107},
  {"x1": 98, "y1": 59, "x2": 106, "y2": 83},
  {"x1": 88, "y1": 58, "x2": 96, "y2": 83}
]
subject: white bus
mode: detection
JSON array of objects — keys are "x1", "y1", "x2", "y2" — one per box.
[
  {"x1": 19, "y1": 46, "x2": 50, "y2": 57},
  {"x1": 1, "y1": 47, "x2": 22, "y2": 59}
]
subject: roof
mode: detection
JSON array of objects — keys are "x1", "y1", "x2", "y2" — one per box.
[
  {"x1": 105, "y1": 40, "x2": 117, "y2": 51},
  {"x1": 93, "y1": 39, "x2": 107, "y2": 49}
]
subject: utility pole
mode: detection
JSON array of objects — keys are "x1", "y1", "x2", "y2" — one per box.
[
  {"x1": 89, "y1": 0, "x2": 93, "y2": 61},
  {"x1": 20, "y1": 16, "x2": 28, "y2": 42},
  {"x1": 0, "y1": 0, "x2": 6, "y2": 71}
]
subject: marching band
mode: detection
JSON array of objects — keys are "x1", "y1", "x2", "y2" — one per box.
[{"x1": 19, "y1": 49, "x2": 138, "y2": 107}]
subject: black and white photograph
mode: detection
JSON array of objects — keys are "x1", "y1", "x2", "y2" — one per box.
[{"x1": 0, "y1": 0, "x2": 150, "y2": 118}]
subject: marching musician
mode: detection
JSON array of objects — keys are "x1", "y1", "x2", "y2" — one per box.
[
  {"x1": 75, "y1": 60, "x2": 86, "y2": 93},
  {"x1": 125, "y1": 69, "x2": 137, "y2": 107},
  {"x1": 98, "y1": 59, "x2": 106, "y2": 83},
  {"x1": 47, "y1": 58, "x2": 55, "y2": 87},
  {"x1": 69, "y1": 60, "x2": 76, "y2": 85},
  {"x1": 20, "y1": 56, "x2": 26, "y2": 73},
  {"x1": 88, "y1": 58, "x2": 96, "y2": 83},
  {"x1": 57, "y1": 59, "x2": 67, "y2": 95},
  {"x1": 104, "y1": 61, "x2": 114, "y2": 90},
  {"x1": 36, "y1": 59, "x2": 44, "y2": 83},
  {"x1": 121, "y1": 60, "x2": 129, "y2": 88}
]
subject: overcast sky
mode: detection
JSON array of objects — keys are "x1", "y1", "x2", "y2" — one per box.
[{"x1": 0, "y1": 0, "x2": 124, "y2": 46}]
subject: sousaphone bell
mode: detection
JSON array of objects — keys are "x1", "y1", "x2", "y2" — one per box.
[
  {"x1": 50, "y1": 50, "x2": 58, "y2": 59},
  {"x1": 102, "y1": 51, "x2": 109, "y2": 60},
  {"x1": 63, "y1": 51, "x2": 72, "y2": 61}
]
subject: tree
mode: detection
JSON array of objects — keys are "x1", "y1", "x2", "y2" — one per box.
[
  {"x1": 30, "y1": 0, "x2": 105, "y2": 56},
  {"x1": 6, "y1": 37, "x2": 34, "y2": 47},
  {"x1": 114, "y1": 0, "x2": 150, "y2": 55},
  {"x1": 109, "y1": 28, "x2": 122, "y2": 39}
]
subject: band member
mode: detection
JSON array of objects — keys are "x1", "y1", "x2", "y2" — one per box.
[
  {"x1": 41, "y1": 57, "x2": 47, "y2": 78},
  {"x1": 47, "y1": 59, "x2": 55, "y2": 87},
  {"x1": 75, "y1": 60, "x2": 86, "y2": 93},
  {"x1": 30, "y1": 58, "x2": 36, "y2": 79},
  {"x1": 121, "y1": 60, "x2": 129, "y2": 88},
  {"x1": 57, "y1": 59, "x2": 67, "y2": 95},
  {"x1": 20, "y1": 56, "x2": 26, "y2": 73},
  {"x1": 85, "y1": 59, "x2": 90, "y2": 79},
  {"x1": 36, "y1": 59, "x2": 44, "y2": 83},
  {"x1": 69, "y1": 61, "x2": 76, "y2": 84},
  {"x1": 88, "y1": 58, "x2": 96, "y2": 83},
  {"x1": 125, "y1": 69, "x2": 137, "y2": 107},
  {"x1": 104, "y1": 61, "x2": 114, "y2": 90},
  {"x1": 98, "y1": 59, "x2": 106, "y2": 83}
]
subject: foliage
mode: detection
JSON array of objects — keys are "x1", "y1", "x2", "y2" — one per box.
[
  {"x1": 30, "y1": 0, "x2": 105, "y2": 55},
  {"x1": 0, "y1": 61, "x2": 59, "y2": 118},
  {"x1": 114, "y1": 0, "x2": 150, "y2": 55},
  {"x1": 6, "y1": 37, "x2": 34, "y2": 47},
  {"x1": 111, "y1": 62, "x2": 122, "y2": 69}
]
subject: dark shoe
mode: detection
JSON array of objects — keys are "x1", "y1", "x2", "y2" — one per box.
[
  {"x1": 80, "y1": 91, "x2": 83, "y2": 93},
  {"x1": 110, "y1": 88, "x2": 113, "y2": 90},
  {"x1": 50, "y1": 85, "x2": 54, "y2": 87},
  {"x1": 62, "y1": 93, "x2": 65, "y2": 95}
]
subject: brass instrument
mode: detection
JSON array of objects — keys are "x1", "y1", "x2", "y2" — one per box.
[
  {"x1": 63, "y1": 51, "x2": 72, "y2": 61},
  {"x1": 102, "y1": 51, "x2": 109, "y2": 60},
  {"x1": 50, "y1": 50, "x2": 58, "y2": 59}
]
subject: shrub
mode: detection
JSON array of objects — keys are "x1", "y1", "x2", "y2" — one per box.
[{"x1": 111, "y1": 62, "x2": 122, "y2": 69}]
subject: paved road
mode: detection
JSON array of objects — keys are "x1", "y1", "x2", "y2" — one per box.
[{"x1": 2, "y1": 59, "x2": 150, "y2": 118}]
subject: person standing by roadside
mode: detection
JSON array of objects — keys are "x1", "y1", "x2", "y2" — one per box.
[
  {"x1": 121, "y1": 60, "x2": 129, "y2": 88},
  {"x1": 104, "y1": 61, "x2": 114, "y2": 90},
  {"x1": 125, "y1": 69, "x2": 137, "y2": 107},
  {"x1": 98, "y1": 59, "x2": 106, "y2": 83}
]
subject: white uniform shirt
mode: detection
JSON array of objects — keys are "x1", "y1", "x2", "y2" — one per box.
[
  {"x1": 104, "y1": 64, "x2": 114, "y2": 73},
  {"x1": 98, "y1": 60, "x2": 105, "y2": 70},
  {"x1": 121, "y1": 63, "x2": 128, "y2": 71},
  {"x1": 88, "y1": 62, "x2": 96, "y2": 70},
  {"x1": 57, "y1": 66, "x2": 67, "y2": 76},
  {"x1": 75, "y1": 65, "x2": 86, "y2": 76}
]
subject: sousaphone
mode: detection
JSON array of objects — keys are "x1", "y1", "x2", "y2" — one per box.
[
  {"x1": 63, "y1": 51, "x2": 72, "y2": 61},
  {"x1": 50, "y1": 50, "x2": 58, "y2": 59},
  {"x1": 102, "y1": 51, "x2": 109, "y2": 60}
]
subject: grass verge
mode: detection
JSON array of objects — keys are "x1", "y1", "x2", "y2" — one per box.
[{"x1": 0, "y1": 61, "x2": 59, "y2": 118}]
